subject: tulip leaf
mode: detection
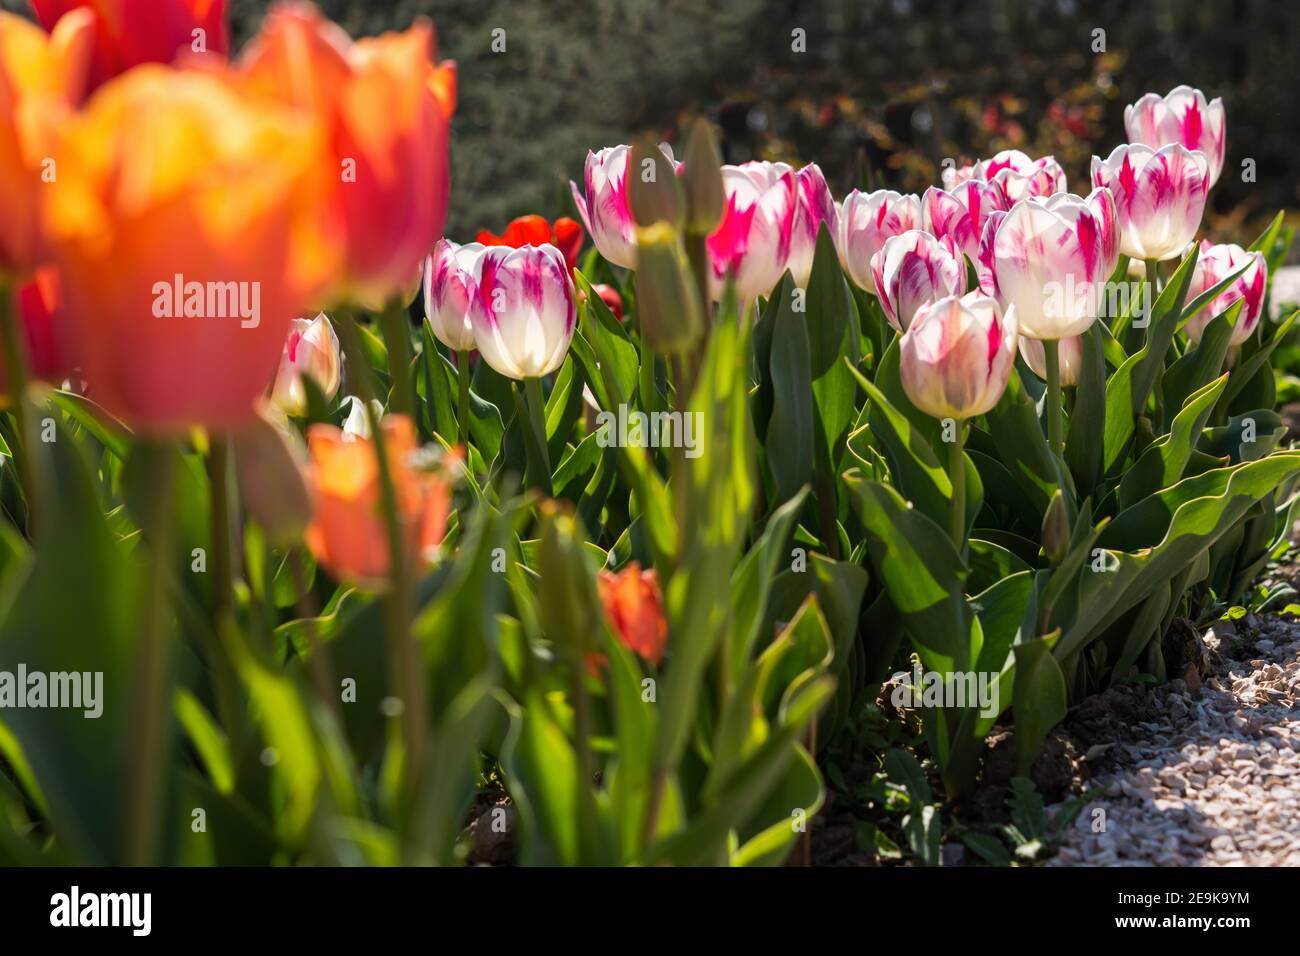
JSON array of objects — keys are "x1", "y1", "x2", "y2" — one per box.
[
  {"x1": 844, "y1": 472, "x2": 971, "y2": 666},
  {"x1": 1011, "y1": 635, "x2": 1067, "y2": 774},
  {"x1": 1220, "y1": 310, "x2": 1297, "y2": 413},
  {"x1": 1118, "y1": 374, "x2": 1228, "y2": 509},
  {"x1": 1162, "y1": 303, "x2": 1237, "y2": 415},
  {"x1": 767, "y1": 277, "x2": 815, "y2": 506},
  {"x1": 1064, "y1": 323, "x2": 1106, "y2": 496},
  {"x1": 1128, "y1": 247, "x2": 1198, "y2": 417},
  {"x1": 983, "y1": 368, "x2": 1068, "y2": 521},
  {"x1": 47, "y1": 390, "x2": 131, "y2": 460},
  {"x1": 730, "y1": 486, "x2": 809, "y2": 682}
]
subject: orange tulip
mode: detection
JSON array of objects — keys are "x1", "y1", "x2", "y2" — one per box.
[
  {"x1": 237, "y1": 1, "x2": 456, "y2": 308},
  {"x1": 0, "y1": 8, "x2": 94, "y2": 273},
  {"x1": 41, "y1": 66, "x2": 331, "y2": 434},
  {"x1": 305, "y1": 414, "x2": 456, "y2": 588},
  {"x1": 30, "y1": 0, "x2": 230, "y2": 92},
  {"x1": 596, "y1": 563, "x2": 668, "y2": 667}
]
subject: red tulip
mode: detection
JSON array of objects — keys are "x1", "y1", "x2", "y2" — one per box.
[{"x1": 476, "y1": 214, "x2": 584, "y2": 273}]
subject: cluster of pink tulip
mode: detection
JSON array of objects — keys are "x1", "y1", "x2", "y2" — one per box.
[{"x1": 527, "y1": 85, "x2": 1262, "y2": 453}]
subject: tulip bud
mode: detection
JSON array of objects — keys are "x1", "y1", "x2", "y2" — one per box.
[
  {"x1": 1125, "y1": 86, "x2": 1226, "y2": 188},
  {"x1": 596, "y1": 562, "x2": 668, "y2": 668},
  {"x1": 628, "y1": 137, "x2": 684, "y2": 229},
  {"x1": 232, "y1": 403, "x2": 312, "y2": 547},
  {"x1": 1184, "y1": 241, "x2": 1266, "y2": 346},
  {"x1": 899, "y1": 292, "x2": 1017, "y2": 421},
  {"x1": 634, "y1": 222, "x2": 704, "y2": 354},
  {"x1": 536, "y1": 501, "x2": 605, "y2": 662},
  {"x1": 341, "y1": 395, "x2": 383, "y2": 441},
  {"x1": 1091, "y1": 143, "x2": 1209, "y2": 262},
  {"x1": 270, "y1": 313, "x2": 342, "y2": 417},
  {"x1": 681, "y1": 118, "x2": 725, "y2": 235},
  {"x1": 1041, "y1": 488, "x2": 1070, "y2": 565}
]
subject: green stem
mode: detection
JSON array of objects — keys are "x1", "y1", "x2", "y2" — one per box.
[
  {"x1": 0, "y1": 278, "x2": 39, "y2": 533},
  {"x1": 456, "y1": 349, "x2": 471, "y2": 445},
  {"x1": 639, "y1": 346, "x2": 658, "y2": 417},
  {"x1": 378, "y1": 299, "x2": 413, "y2": 415},
  {"x1": 124, "y1": 444, "x2": 176, "y2": 866},
  {"x1": 340, "y1": 312, "x2": 426, "y2": 821},
  {"x1": 947, "y1": 424, "x2": 966, "y2": 549},
  {"x1": 205, "y1": 436, "x2": 243, "y2": 737},
  {"x1": 523, "y1": 376, "x2": 552, "y2": 491},
  {"x1": 1044, "y1": 338, "x2": 1063, "y2": 459}
]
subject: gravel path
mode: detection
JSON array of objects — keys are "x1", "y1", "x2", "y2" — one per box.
[{"x1": 1049, "y1": 615, "x2": 1300, "y2": 866}]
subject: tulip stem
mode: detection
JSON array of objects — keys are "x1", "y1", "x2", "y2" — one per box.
[
  {"x1": 1044, "y1": 338, "x2": 1064, "y2": 459},
  {"x1": 124, "y1": 443, "x2": 176, "y2": 866},
  {"x1": 0, "y1": 277, "x2": 40, "y2": 534},
  {"x1": 522, "y1": 376, "x2": 552, "y2": 493},
  {"x1": 947, "y1": 424, "x2": 967, "y2": 550},
  {"x1": 205, "y1": 436, "x2": 244, "y2": 737},
  {"x1": 639, "y1": 347, "x2": 658, "y2": 417},
  {"x1": 456, "y1": 349, "x2": 472, "y2": 445},
  {"x1": 379, "y1": 299, "x2": 413, "y2": 416}
]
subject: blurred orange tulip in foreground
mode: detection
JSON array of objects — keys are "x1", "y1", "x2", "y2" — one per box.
[
  {"x1": 238, "y1": 1, "x2": 456, "y2": 308},
  {"x1": 30, "y1": 0, "x2": 230, "y2": 92},
  {"x1": 305, "y1": 414, "x2": 456, "y2": 588},
  {"x1": 41, "y1": 66, "x2": 330, "y2": 434},
  {"x1": 0, "y1": 8, "x2": 94, "y2": 273}
]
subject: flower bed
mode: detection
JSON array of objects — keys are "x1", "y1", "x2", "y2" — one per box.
[{"x1": 0, "y1": 2, "x2": 1295, "y2": 867}]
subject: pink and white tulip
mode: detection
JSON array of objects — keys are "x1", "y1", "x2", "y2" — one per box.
[
  {"x1": 423, "y1": 238, "x2": 482, "y2": 352},
  {"x1": 899, "y1": 292, "x2": 1018, "y2": 421},
  {"x1": 270, "y1": 313, "x2": 341, "y2": 417},
  {"x1": 706, "y1": 161, "x2": 798, "y2": 303},
  {"x1": 982, "y1": 188, "x2": 1120, "y2": 340},
  {"x1": 836, "y1": 189, "x2": 922, "y2": 295},
  {"x1": 786, "y1": 163, "x2": 838, "y2": 288},
  {"x1": 1184, "y1": 240, "x2": 1266, "y2": 345},
  {"x1": 1125, "y1": 86, "x2": 1226, "y2": 188},
  {"x1": 943, "y1": 149, "x2": 1067, "y2": 202},
  {"x1": 1019, "y1": 334, "x2": 1084, "y2": 387},
  {"x1": 1091, "y1": 143, "x2": 1210, "y2": 262},
  {"x1": 870, "y1": 230, "x2": 966, "y2": 332},
  {"x1": 922, "y1": 180, "x2": 1009, "y2": 262},
  {"x1": 570, "y1": 145, "x2": 639, "y2": 269},
  {"x1": 469, "y1": 244, "x2": 577, "y2": 380}
]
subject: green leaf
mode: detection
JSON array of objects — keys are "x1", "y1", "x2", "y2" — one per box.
[
  {"x1": 1064, "y1": 323, "x2": 1106, "y2": 495},
  {"x1": 1012, "y1": 635, "x2": 1067, "y2": 774},
  {"x1": 1119, "y1": 374, "x2": 1229, "y2": 509},
  {"x1": 767, "y1": 282, "x2": 815, "y2": 505}
]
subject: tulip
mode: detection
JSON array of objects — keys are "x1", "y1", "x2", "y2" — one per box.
[
  {"x1": 570, "y1": 145, "x2": 640, "y2": 269},
  {"x1": 1019, "y1": 334, "x2": 1084, "y2": 387},
  {"x1": 270, "y1": 313, "x2": 341, "y2": 417},
  {"x1": 41, "y1": 67, "x2": 328, "y2": 434},
  {"x1": 305, "y1": 414, "x2": 455, "y2": 588},
  {"x1": 423, "y1": 238, "x2": 481, "y2": 352},
  {"x1": 634, "y1": 222, "x2": 703, "y2": 354},
  {"x1": 922, "y1": 180, "x2": 1009, "y2": 263},
  {"x1": 786, "y1": 163, "x2": 838, "y2": 288},
  {"x1": 31, "y1": 1, "x2": 229, "y2": 91},
  {"x1": 870, "y1": 230, "x2": 966, "y2": 332},
  {"x1": 706, "y1": 161, "x2": 798, "y2": 303},
  {"x1": 0, "y1": 8, "x2": 94, "y2": 273},
  {"x1": 900, "y1": 292, "x2": 1017, "y2": 545},
  {"x1": 590, "y1": 283, "x2": 624, "y2": 321},
  {"x1": 944, "y1": 149, "x2": 1067, "y2": 203},
  {"x1": 9, "y1": 267, "x2": 72, "y2": 386},
  {"x1": 1185, "y1": 240, "x2": 1266, "y2": 346},
  {"x1": 238, "y1": 2, "x2": 456, "y2": 308},
  {"x1": 1091, "y1": 143, "x2": 1209, "y2": 262},
  {"x1": 476, "y1": 215, "x2": 584, "y2": 273},
  {"x1": 469, "y1": 243, "x2": 576, "y2": 380},
  {"x1": 835, "y1": 189, "x2": 922, "y2": 294},
  {"x1": 982, "y1": 188, "x2": 1120, "y2": 341},
  {"x1": 340, "y1": 395, "x2": 382, "y2": 441},
  {"x1": 596, "y1": 562, "x2": 668, "y2": 668},
  {"x1": 900, "y1": 292, "x2": 1017, "y2": 422},
  {"x1": 1125, "y1": 86, "x2": 1226, "y2": 188}
]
